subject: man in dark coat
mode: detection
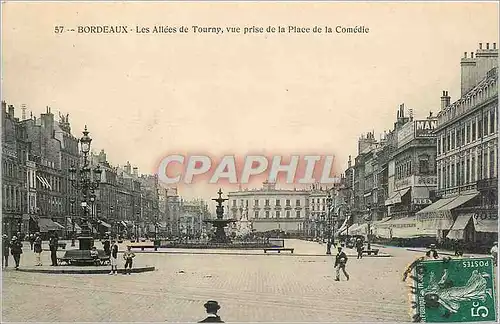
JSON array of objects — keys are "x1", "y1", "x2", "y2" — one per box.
[
  {"x1": 334, "y1": 246, "x2": 350, "y2": 281},
  {"x1": 425, "y1": 244, "x2": 439, "y2": 259},
  {"x1": 3, "y1": 234, "x2": 10, "y2": 268},
  {"x1": 355, "y1": 238, "x2": 364, "y2": 259},
  {"x1": 49, "y1": 233, "x2": 59, "y2": 266},
  {"x1": 199, "y1": 300, "x2": 224, "y2": 323},
  {"x1": 10, "y1": 236, "x2": 23, "y2": 270}
]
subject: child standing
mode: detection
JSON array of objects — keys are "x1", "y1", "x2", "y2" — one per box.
[
  {"x1": 109, "y1": 241, "x2": 118, "y2": 275},
  {"x1": 123, "y1": 245, "x2": 135, "y2": 275}
]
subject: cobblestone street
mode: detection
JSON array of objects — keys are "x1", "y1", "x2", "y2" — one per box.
[{"x1": 1, "y1": 240, "x2": 423, "y2": 322}]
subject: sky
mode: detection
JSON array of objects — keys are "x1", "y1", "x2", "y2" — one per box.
[{"x1": 2, "y1": 1, "x2": 499, "y2": 202}]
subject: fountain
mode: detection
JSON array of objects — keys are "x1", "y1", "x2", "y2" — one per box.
[{"x1": 204, "y1": 189, "x2": 237, "y2": 243}]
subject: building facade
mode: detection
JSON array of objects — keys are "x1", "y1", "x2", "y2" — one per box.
[
  {"x1": 417, "y1": 43, "x2": 498, "y2": 246},
  {"x1": 228, "y1": 181, "x2": 310, "y2": 234}
]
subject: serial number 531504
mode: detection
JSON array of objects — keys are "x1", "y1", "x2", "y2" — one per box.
[{"x1": 462, "y1": 260, "x2": 490, "y2": 268}]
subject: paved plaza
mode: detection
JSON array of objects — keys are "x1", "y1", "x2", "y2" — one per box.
[{"x1": 2, "y1": 239, "x2": 436, "y2": 322}]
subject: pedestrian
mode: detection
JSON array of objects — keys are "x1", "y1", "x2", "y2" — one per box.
[
  {"x1": 355, "y1": 238, "x2": 364, "y2": 259},
  {"x1": 109, "y1": 240, "x2": 118, "y2": 275},
  {"x1": 29, "y1": 233, "x2": 35, "y2": 251},
  {"x1": 90, "y1": 246, "x2": 99, "y2": 265},
  {"x1": 103, "y1": 237, "x2": 111, "y2": 257},
  {"x1": 334, "y1": 246, "x2": 350, "y2": 281},
  {"x1": 10, "y1": 236, "x2": 23, "y2": 270},
  {"x1": 49, "y1": 233, "x2": 59, "y2": 266},
  {"x1": 123, "y1": 245, "x2": 135, "y2": 275},
  {"x1": 3, "y1": 234, "x2": 10, "y2": 268},
  {"x1": 425, "y1": 244, "x2": 439, "y2": 259},
  {"x1": 199, "y1": 300, "x2": 224, "y2": 323},
  {"x1": 490, "y1": 242, "x2": 498, "y2": 266},
  {"x1": 33, "y1": 233, "x2": 43, "y2": 266}
]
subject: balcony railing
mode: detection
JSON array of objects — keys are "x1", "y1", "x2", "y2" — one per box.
[{"x1": 477, "y1": 178, "x2": 498, "y2": 191}]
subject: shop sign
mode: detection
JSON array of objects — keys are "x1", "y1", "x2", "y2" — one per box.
[{"x1": 415, "y1": 119, "x2": 437, "y2": 138}]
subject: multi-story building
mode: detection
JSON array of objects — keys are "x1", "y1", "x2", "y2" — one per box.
[
  {"x1": 308, "y1": 184, "x2": 329, "y2": 237},
  {"x1": 417, "y1": 42, "x2": 498, "y2": 246},
  {"x1": 165, "y1": 187, "x2": 181, "y2": 237},
  {"x1": 2, "y1": 103, "x2": 29, "y2": 237},
  {"x1": 178, "y1": 199, "x2": 210, "y2": 238},
  {"x1": 228, "y1": 181, "x2": 310, "y2": 234}
]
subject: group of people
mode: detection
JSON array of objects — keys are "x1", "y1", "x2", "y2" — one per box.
[{"x1": 2, "y1": 232, "x2": 60, "y2": 269}]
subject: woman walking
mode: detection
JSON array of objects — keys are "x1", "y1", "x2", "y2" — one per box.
[
  {"x1": 34, "y1": 233, "x2": 43, "y2": 266},
  {"x1": 3, "y1": 234, "x2": 10, "y2": 268},
  {"x1": 10, "y1": 236, "x2": 23, "y2": 270}
]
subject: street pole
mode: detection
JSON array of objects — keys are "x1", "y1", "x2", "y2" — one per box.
[
  {"x1": 70, "y1": 198, "x2": 76, "y2": 247},
  {"x1": 326, "y1": 193, "x2": 333, "y2": 255}
]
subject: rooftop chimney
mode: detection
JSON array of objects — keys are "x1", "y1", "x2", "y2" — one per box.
[
  {"x1": 494, "y1": 43, "x2": 497, "y2": 50},
  {"x1": 486, "y1": 43, "x2": 490, "y2": 49},
  {"x1": 479, "y1": 43, "x2": 482, "y2": 49},
  {"x1": 471, "y1": 52, "x2": 474, "y2": 58},
  {"x1": 125, "y1": 161, "x2": 132, "y2": 174},
  {"x1": 440, "y1": 90, "x2": 451, "y2": 109},
  {"x1": 8, "y1": 105, "x2": 14, "y2": 118},
  {"x1": 133, "y1": 167, "x2": 138, "y2": 177}
]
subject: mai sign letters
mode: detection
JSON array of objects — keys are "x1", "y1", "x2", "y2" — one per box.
[{"x1": 409, "y1": 257, "x2": 496, "y2": 322}]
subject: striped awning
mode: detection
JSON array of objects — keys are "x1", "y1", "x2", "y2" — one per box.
[{"x1": 38, "y1": 218, "x2": 63, "y2": 232}]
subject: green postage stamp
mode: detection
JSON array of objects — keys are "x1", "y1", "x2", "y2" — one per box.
[{"x1": 408, "y1": 257, "x2": 497, "y2": 322}]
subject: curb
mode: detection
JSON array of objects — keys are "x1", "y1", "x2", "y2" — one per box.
[
  {"x1": 129, "y1": 250, "x2": 392, "y2": 258},
  {"x1": 16, "y1": 266, "x2": 155, "y2": 275}
]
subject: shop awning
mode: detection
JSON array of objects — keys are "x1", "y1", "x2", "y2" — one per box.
[
  {"x1": 385, "y1": 188, "x2": 411, "y2": 206},
  {"x1": 473, "y1": 218, "x2": 498, "y2": 233},
  {"x1": 380, "y1": 217, "x2": 436, "y2": 239},
  {"x1": 336, "y1": 216, "x2": 352, "y2": 235},
  {"x1": 446, "y1": 214, "x2": 473, "y2": 240},
  {"x1": 36, "y1": 176, "x2": 52, "y2": 190},
  {"x1": 38, "y1": 218, "x2": 63, "y2": 232},
  {"x1": 98, "y1": 220, "x2": 112, "y2": 228},
  {"x1": 416, "y1": 193, "x2": 478, "y2": 230}
]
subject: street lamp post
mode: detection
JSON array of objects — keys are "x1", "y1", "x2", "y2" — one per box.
[
  {"x1": 68, "y1": 126, "x2": 102, "y2": 251},
  {"x1": 326, "y1": 193, "x2": 333, "y2": 255},
  {"x1": 70, "y1": 198, "x2": 76, "y2": 246},
  {"x1": 365, "y1": 204, "x2": 373, "y2": 251}
]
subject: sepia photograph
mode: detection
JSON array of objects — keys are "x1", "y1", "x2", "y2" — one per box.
[{"x1": 1, "y1": 1, "x2": 499, "y2": 323}]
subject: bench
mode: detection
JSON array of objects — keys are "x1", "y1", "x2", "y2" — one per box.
[
  {"x1": 264, "y1": 247, "x2": 294, "y2": 253},
  {"x1": 57, "y1": 250, "x2": 110, "y2": 266},
  {"x1": 263, "y1": 238, "x2": 294, "y2": 253},
  {"x1": 130, "y1": 244, "x2": 158, "y2": 251},
  {"x1": 362, "y1": 249, "x2": 379, "y2": 256}
]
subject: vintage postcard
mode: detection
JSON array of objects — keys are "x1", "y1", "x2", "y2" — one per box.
[{"x1": 1, "y1": 1, "x2": 498, "y2": 323}]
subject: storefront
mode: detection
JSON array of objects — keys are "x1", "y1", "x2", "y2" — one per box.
[{"x1": 416, "y1": 192, "x2": 478, "y2": 242}]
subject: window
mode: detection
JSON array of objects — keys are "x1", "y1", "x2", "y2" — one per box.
[
  {"x1": 483, "y1": 152, "x2": 488, "y2": 179},
  {"x1": 472, "y1": 121, "x2": 476, "y2": 140},
  {"x1": 296, "y1": 199, "x2": 300, "y2": 206},
  {"x1": 459, "y1": 161, "x2": 465, "y2": 186},
  {"x1": 276, "y1": 211, "x2": 281, "y2": 218},
  {"x1": 254, "y1": 211, "x2": 259, "y2": 218},
  {"x1": 296, "y1": 210, "x2": 301, "y2": 218},
  {"x1": 483, "y1": 117, "x2": 488, "y2": 137},
  {"x1": 275, "y1": 199, "x2": 280, "y2": 206},
  {"x1": 232, "y1": 200, "x2": 236, "y2": 207},
  {"x1": 419, "y1": 155, "x2": 430, "y2": 174},
  {"x1": 451, "y1": 130, "x2": 455, "y2": 149},
  {"x1": 286, "y1": 199, "x2": 290, "y2": 206},
  {"x1": 490, "y1": 110, "x2": 496, "y2": 134},
  {"x1": 265, "y1": 199, "x2": 269, "y2": 206},
  {"x1": 489, "y1": 150, "x2": 495, "y2": 179},
  {"x1": 254, "y1": 199, "x2": 259, "y2": 206},
  {"x1": 451, "y1": 163, "x2": 455, "y2": 187},
  {"x1": 286, "y1": 210, "x2": 290, "y2": 218},
  {"x1": 478, "y1": 118, "x2": 482, "y2": 139},
  {"x1": 471, "y1": 157, "x2": 476, "y2": 182},
  {"x1": 466, "y1": 158, "x2": 470, "y2": 183},
  {"x1": 437, "y1": 140, "x2": 441, "y2": 155},
  {"x1": 265, "y1": 211, "x2": 270, "y2": 218},
  {"x1": 466, "y1": 124, "x2": 470, "y2": 144}
]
